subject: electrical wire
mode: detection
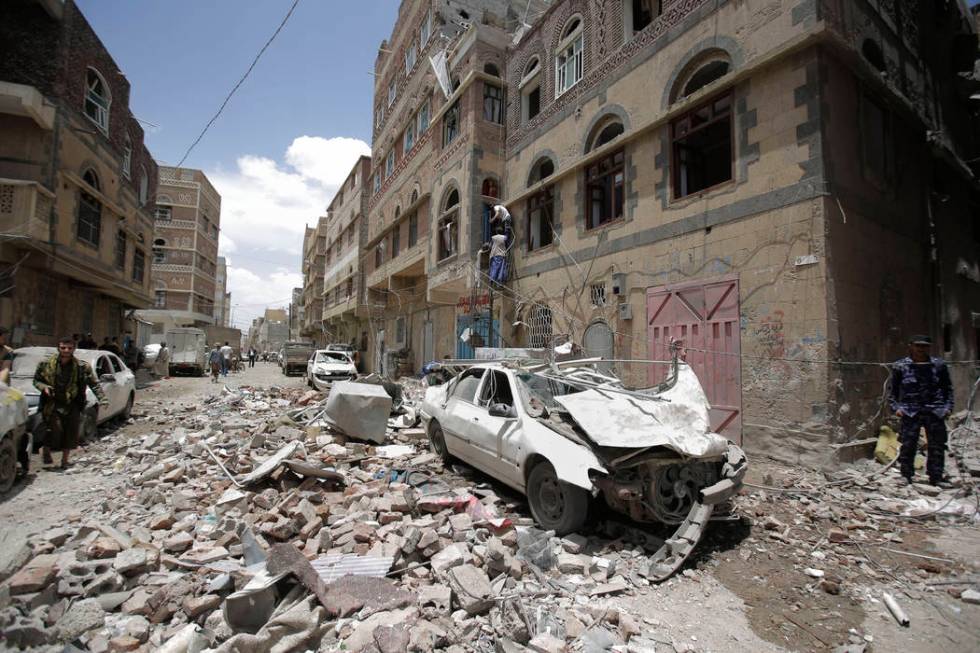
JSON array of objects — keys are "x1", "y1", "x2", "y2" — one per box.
[{"x1": 175, "y1": 0, "x2": 301, "y2": 168}]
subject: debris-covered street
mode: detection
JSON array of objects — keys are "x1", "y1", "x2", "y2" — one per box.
[{"x1": 1, "y1": 365, "x2": 977, "y2": 652}]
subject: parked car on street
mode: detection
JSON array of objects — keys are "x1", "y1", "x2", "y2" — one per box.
[
  {"x1": 420, "y1": 355, "x2": 746, "y2": 579},
  {"x1": 306, "y1": 350, "x2": 357, "y2": 390},
  {"x1": 325, "y1": 343, "x2": 355, "y2": 353},
  {"x1": 0, "y1": 381, "x2": 29, "y2": 494},
  {"x1": 166, "y1": 327, "x2": 208, "y2": 376},
  {"x1": 10, "y1": 347, "x2": 137, "y2": 446}
]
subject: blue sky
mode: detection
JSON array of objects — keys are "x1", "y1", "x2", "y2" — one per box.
[{"x1": 76, "y1": 0, "x2": 399, "y2": 329}]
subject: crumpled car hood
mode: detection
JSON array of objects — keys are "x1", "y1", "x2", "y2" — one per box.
[{"x1": 553, "y1": 363, "x2": 729, "y2": 457}]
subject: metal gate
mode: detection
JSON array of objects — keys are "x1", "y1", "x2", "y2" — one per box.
[
  {"x1": 646, "y1": 275, "x2": 742, "y2": 443},
  {"x1": 582, "y1": 320, "x2": 614, "y2": 373},
  {"x1": 456, "y1": 312, "x2": 497, "y2": 359}
]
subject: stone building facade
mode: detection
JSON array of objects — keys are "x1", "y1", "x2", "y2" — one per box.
[
  {"x1": 0, "y1": 0, "x2": 158, "y2": 345},
  {"x1": 138, "y1": 166, "x2": 221, "y2": 334},
  {"x1": 214, "y1": 256, "x2": 230, "y2": 327},
  {"x1": 300, "y1": 217, "x2": 328, "y2": 344},
  {"x1": 322, "y1": 156, "x2": 372, "y2": 360},
  {"x1": 494, "y1": 0, "x2": 978, "y2": 463}
]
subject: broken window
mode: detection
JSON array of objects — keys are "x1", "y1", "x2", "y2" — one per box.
[
  {"x1": 527, "y1": 186, "x2": 554, "y2": 251},
  {"x1": 586, "y1": 149, "x2": 625, "y2": 229},
  {"x1": 132, "y1": 249, "x2": 145, "y2": 283},
  {"x1": 528, "y1": 305, "x2": 553, "y2": 348},
  {"x1": 555, "y1": 18, "x2": 584, "y2": 97},
  {"x1": 438, "y1": 190, "x2": 459, "y2": 261},
  {"x1": 84, "y1": 68, "x2": 110, "y2": 132},
  {"x1": 114, "y1": 230, "x2": 127, "y2": 270},
  {"x1": 452, "y1": 368, "x2": 484, "y2": 402},
  {"x1": 484, "y1": 84, "x2": 503, "y2": 124},
  {"x1": 520, "y1": 57, "x2": 541, "y2": 123},
  {"x1": 78, "y1": 170, "x2": 102, "y2": 247},
  {"x1": 479, "y1": 370, "x2": 514, "y2": 408},
  {"x1": 671, "y1": 93, "x2": 732, "y2": 198},
  {"x1": 443, "y1": 100, "x2": 460, "y2": 146},
  {"x1": 629, "y1": 0, "x2": 662, "y2": 34},
  {"x1": 860, "y1": 93, "x2": 892, "y2": 185},
  {"x1": 408, "y1": 212, "x2": 418, "y2": 247}
]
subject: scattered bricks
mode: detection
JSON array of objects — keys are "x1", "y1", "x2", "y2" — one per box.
[
  {"x1": 401, "y1": 527, "x2": 422, "y2": 555},
  {"x1": 561, "y1": 533, "x2": 587, "y2": 554},
  {"x1": 528, "y1": 633, "x2": 564, "y2": 653},
  {"x1": 148, "y1": 513, "x2": 175, "y2": 530},
  {"x1": 163, "y1": 532, "x2": 193, "y2": 553},
  {"x1": 352, "y1": 522, "x2": 377, "y2": 544},
  {"x1": 379, "y1": 512, "x2": 402, "y2": 525},
  {"x1": 431, "y1": 542, "x2": 471, "y2": 574},
  {"x1": 419, "y1": 584, "x2": 452, "y2": 616},
  {"x1": 266, "y1": 543, "x2": 331, "y2": 610},
  {"x1": 107, "y1": 635, "x2": 141, "y2": 652},
  {"x1": 113, "y1": 548, "x2": 149, "y2": 576},
  {"x1": 182, "y1": 593, "x2": 222, "y2": 618},
  {"x1": 297, "y1": 498, "x2": 318, "y2": 525},
  {"x1": 828, "y1": 529, "x2": 848, "y2": 543},
  {"x1": 121, "y1": 588, "x2": 152, "y2": 615},
  {"x1": 499, "y1": 530, "x2": 518, "y2": 547},
  {"x1": 557, "y1": 553, "x2": 590, "y2": 574},
  {"x1": 180, "y1": 546, "x2": 229, "y2": 565},
  {"x1": 448, "y1": 513, "x2": 473, "y2": 536},
  {"x1": 322, "y1": 575, "x2": 413, "y2": 619},
  {"x1": 260, "y1": 517, "x2": 299, "y2": 541},
  {"x1": 55, "y1": 597, "x2": 105, "y2": 641},
  {"x1": 316, "y1": 527, "x2": 333, "y2": 553},
  {"x1": 447, "y1": 564, "x2": 493, "y2": 615},
  {"x1": 373, "y1": 623, "x2": 411, "y2": 653},
  {"x1": 7, "y1": 562, "x2": 57, "y2": 595},
  {"x1": 417, "y1": 529, "x2": 439, "y2": 551},
  {"x1": 87, "y1": 537, "x2": 122, "y2": 559},
  {"x1": 300, "y1": 516, "x2": 324, "y2": 540}
]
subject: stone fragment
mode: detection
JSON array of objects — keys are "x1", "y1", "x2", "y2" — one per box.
[
  {"x1": 0, "y1": 532, "x2": 31, "y2": 582},
  {"x1": 42, "y1": 527, "x2": 72, "y2": 547},
  {"x1": 107, "y1": 635, "x2": 141, "y2": 652},
  {"x1": 827, "y1": 529, "x2": 848, "y2": 543},
  {"x1": 431, "y1": 542, "x2": 470, "y2": 574},
  {"x1": 180, "y1": 546, "x2": 229, "y2": 565},
  {"x1": 55, "y1": 597, "x2": 106, "y2": 640},
  {"x1": 163, "y1": 531, "x2": 193, "y2": 553},
  {"x1": 374, "y1": 623, "x2": 411, "y2": 653},
  {"x1": 557, "y1": 552, "x2": 590, "y2": 574},
  {"x1": 418, "y1": 584, "x2": 452, "y2": 615},
  {"x1": 1, "y1": 612, "x2": 50, "y2": 648},
  {"x1": 148, "y1": 513, "x2": 175, "y2": 530},
  {"x1": 447, "y1": 564, "x2": 493, "y2": 615},
  {"x1": 87, "y1": 536, "x2": 122, "y2": 559},
  {"x1": 7, "y1": 562, "x2": 57, "y2": 595},
  {"x1": 561, "y1": 533, "x2": 587, "y2": 554},
  {"x1": 961, "y1": 589, "x2": 980, "y2": 605},
  {"x1": 618, "y1": 611, "x2": 641, "y2": 641},
  {"x1": 182, "y1": 593, "x2": 222, "y2": 618},
  {"x1": 113, "y1": 548, "x2": 149, "y2": 575},
  {"x1": 528, "y1": 633, "x2": 564, "y2": 653}
]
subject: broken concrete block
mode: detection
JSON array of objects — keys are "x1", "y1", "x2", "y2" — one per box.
[
  {"x1": 408, "y1": 619, "x2": 449, "y2": 652},
  {"x1": 148, "y1": 513, "x2": 175, "y2": 530},
  {"x1": 373, "y1": 623, "x2": 411, "y2": 653},
  {"x1": 418, "y1": 584, "x2": 452, "y2": 615},
  {"x1": 182, "y1": 593, "x2": 222, "y2": 618},
  {"x1": 107, "y1": 635, "x2": 141, "y2": 652},
  {"x1": 87, "y1": 536, "x2": 122, "y2": 559},
  {"x1": 431, "y1": 542, "x2": 471, "y2": 574},
  {"x1": 961, "y1": 589, "x2": 980, "y2": 605},
  {"x1": 163, "y1": 531, "x2": 193, "y2": 553},
  {"x1": 561, "y1": 533, "x2": 587, "y2": 554},
  {"x1": 113, "y1": 548, "x2": 149, "y2": 575},
  {"x1": 528, "y1": 633, "x2": 565, "y2": 653},
  {"x1": 180, "y1": 546, "x2": 229, "y2": 565},
  {"x1": 7, "y1": 561, "x2": 57, "y2": 595},
  {"x1": 0, "y1": 532, "x2": 31, "y2": 582},
  {"x1": 55, "y1": 597, "x2": 106, "y2": 641},
  {"x1": 447, "y1": 564, "x2": 493, "y2": 615},
  {"x1": 557, "y1": 552, "x2": 590, "y2": 574}
]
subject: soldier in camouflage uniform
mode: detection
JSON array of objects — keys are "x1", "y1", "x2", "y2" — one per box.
[
  {"x1": 888, "y1": 335, "x2": 953, "y2": 486},
  {"x1": 34, "y1": 336, "x2": 107, "y2": 469}
]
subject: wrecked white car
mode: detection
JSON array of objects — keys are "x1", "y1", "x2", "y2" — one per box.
[
  {"x1": 421, "y1": 356, "x2": 746, "y2": 580},
  {"x1": 306, "y1": 350, "x2": 358, "y2": 390}
]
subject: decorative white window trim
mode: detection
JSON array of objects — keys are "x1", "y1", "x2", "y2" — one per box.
[
  {"x1": 84, "y1": 68, "x2": 110, "y2": 133},
  {"x1": 554, "y1": 18, "x2": 584, "y2": 98}
]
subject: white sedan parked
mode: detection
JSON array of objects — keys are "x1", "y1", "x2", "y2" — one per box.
[
  {"x1": 10, "y1": 347, "x2": 136, "y2": 441},
  {"x1": 306, "y1": 350, "x2": 358, "y2": 390}
]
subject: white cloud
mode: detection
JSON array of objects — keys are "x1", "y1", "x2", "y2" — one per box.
[
  {"x1": 285, "y1": 136, "x2": 371, "y2": 186},
  {"x1": 226, "y1": 265, "x2": 301, "y2": 329}
]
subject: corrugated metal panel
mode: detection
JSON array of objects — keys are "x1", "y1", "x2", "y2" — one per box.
[{"x1": 310, "y1": 554, "x2": 394, "y2": 583}]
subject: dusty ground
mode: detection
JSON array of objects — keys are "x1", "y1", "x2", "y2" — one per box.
[{"x1": 2, "y1": 363, "x2": 977, "y2": 652}]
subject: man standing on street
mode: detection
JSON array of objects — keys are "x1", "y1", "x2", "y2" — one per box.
[
  {"x1": 889, "y1": 335, "x2": 954, "y2": 487},
  {"x1": 153, "y1": 342, "x2": 170, "y2": 379},
  {"x1": 34, "y1": 336, "x2": 107, "y2": 469},
  {"x1": 208, "y1": 343, "x2": 222, "y2": 383},
  {"x1": 220, "y1": 341, "x2": 233, "y2": 376},
  {"x1": 248, "y1": 347, "x2": 257, "y2": 368}
]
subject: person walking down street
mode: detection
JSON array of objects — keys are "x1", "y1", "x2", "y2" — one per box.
[
  {"x1": 889, "y1": 335, "x2": 954, "y2": 487},
  {"x1": 153, "y1": 342, "x2": 170, "y2": 379},
  {"x1": 33, "y1": 336, "x2": 108, "y2": 469},
  {"x1": 248, "y1": 347, "x2": 257, "y2": 368},
  {"x1": 0, "y1": 326, "x2": 14, "y2": 385},
  {"x1": 208, "y1": 343, "x2": 222, "y2": 383},
  {"x1": 220, "y1": 341, "x2": 232, "y2": 376}
]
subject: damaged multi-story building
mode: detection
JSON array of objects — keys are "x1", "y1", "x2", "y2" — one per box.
[
  {"x1": 300, "y1": 217, "x2": 328, "y2": 345},
  {"x1": 494, "y1": 0, "x2": 979, "y2": 463},
  {"x1": 321, "y1": 156, "x2": 373, "y2": 358},
  {"x1": 363, "y1": 0, "x2": 553, "y2": 377},
  {"x1": 0, "y1": 0, "x2": 158, "y2": 343}
]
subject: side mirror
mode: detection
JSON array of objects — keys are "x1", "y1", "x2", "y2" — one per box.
[
  {"x1": 99, "y1": 374, "x2": 115, "y2": 383},
  {"x1": 488, "y1": 403, "x2": 516, "y2": 419}
]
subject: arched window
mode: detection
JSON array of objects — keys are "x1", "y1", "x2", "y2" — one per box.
[
  {"x1": 527, "y1": 157, "x2": 555, "y2": 186},
  {"x1": 521, "y1": 56, "x2": 542, "y2": 122},
  {"x1": 139, "y1": 166, "x2": 149, "y2": 206},
  {"x1": 484, "y1": 63, "x2": 500, "y2": 77},
  {"x1": 555, "y1": 16, "x2": 584, "y2": 96},
  {"x1": 410, "y1": 189, "x2": 419, "y2": 204},
  {"x1": 587, "y1": 118, "x2": 625, "y2": 152},
  {"x1": 438, "y1": 188, "x2": 460, "y2": 260},
  {"x1": 481, "y1": 178, "x2": 499, "y2": 198},
  {"x1": 78, "y1": 169, "x2": 102, "y2": 246},
  {"x1": 84, "y1": 68, "x2": 110, "y2": 132},
  {"x1": 862, "y1": 39, "x2": 886, "y2": 73},
  {"x1": 671, "y1": 52, "x2": 732, "y2": 104},
  {"x1": 153, "y1": 238, "x2": 167, "y2": 247},
  {"x1": 122, "y1": 135, "x2": 132, "y2": 179}
]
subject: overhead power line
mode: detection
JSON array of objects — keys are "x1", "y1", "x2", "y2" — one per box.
[{"x1": 175, "y1": 0, "x2": 301, "y2": 168}]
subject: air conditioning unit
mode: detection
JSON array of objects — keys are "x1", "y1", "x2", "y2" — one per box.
[
  {"x1": 611, "y1": 272, "x2": 626, "y2": 295},
  {"x1": 618, "y1": 302, "x2": 633, "y2": 321}
]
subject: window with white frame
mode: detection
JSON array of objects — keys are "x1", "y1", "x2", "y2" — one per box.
[
  {"x1": 84, "y1": 68, "x2": 110, "y2": 133},
  {"x1": 555, "y1": 18, "x2": 584, "y2": 97},
  {"x1": 375, "y1": 105, "x2": 385, "y2": 129},
  {"x1": 387, "y1": 80, "x2": 396, "y2": 108},
  {"x1": 405, "y1": 41, "x2": 417, "y2": 75},
  {"x1": 520, "y1": 57, "x2": 542, "y2": 123},
  {"x1": 154, "y1": 205, "x2": 171, "y2": 221},
  {"x1": 417, "y1": 98, "x2": 430, "y2": 134},
  {"x1": 122, "y1": 136, "x2": 132, "y2": 179},
  {"x1": 420, "y1": 10, "x2": 432, "y2": 46},
  {"x1": 403, "y1": 121, "x2": 416, "y2": 154},
  {"x1": 386, "y1": 150, "x2": 395, "y2": 177},
  {"x1": 438, "y1": 189, "x2": 459, "y2": 260},
  {"x1": 374, "y1": 173, "x2": 381, "y2": 194}
]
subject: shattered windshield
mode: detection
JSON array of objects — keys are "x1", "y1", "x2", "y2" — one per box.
[
  {"x1": 514, "y1": 372, "x2": 580, "y2": 414},
  {"x1": 315, "y1": 352, "x2": 350, "y2": 364}
]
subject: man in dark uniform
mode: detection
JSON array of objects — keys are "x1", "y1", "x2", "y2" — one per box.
[
  {"x1": 888, "y1": 335, "x2": 954, "y2": 486},
  {"x1": 34, "y1": 336, "x2": 107, "y2": 469}
]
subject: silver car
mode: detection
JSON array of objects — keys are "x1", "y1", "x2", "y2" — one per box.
[
  {"x1": 10, "y1": 347, "x2": 137, "y2": 441},
  {"x1": 306, "y1": 350, "x2": 357, "y2": 390}
]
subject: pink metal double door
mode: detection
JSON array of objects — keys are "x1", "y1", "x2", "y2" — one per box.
[{"x1": 646, "y1": 275, "x2": 742, "y2": 443}]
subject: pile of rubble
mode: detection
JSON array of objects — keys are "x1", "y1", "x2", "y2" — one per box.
[{"x1": 0, "y1": 383, "x2": 704, "y2": 653}]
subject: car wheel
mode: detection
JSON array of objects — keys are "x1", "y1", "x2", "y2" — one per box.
[
  {"x1": 526, "y1": 461, "x2": 589, "y2": 535},
  {"x1": 82, "y1": 407, "x2": 98, "y2": 441},
  {"x1": 120, "y1": 393, "x2": 134, "y2": 421},
  {"x1": 0, "y1": 436, "x2": 16, "y2": 494},
  {"x1": 428, "y1": 422, "x2": 452, "y2": 463}
]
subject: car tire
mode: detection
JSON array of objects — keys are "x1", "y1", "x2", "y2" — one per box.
[
  {"x1": 526, "y1": 460, "x2": 589, "y2": 535},
  {"x1": 0, "y1": 435, "x2": 16, "y2": 494},
  {"x1": 428, "y1": 421, "x2": 452, "y2": 464},
  {"x1": 120, "y1": 393, "x2": 134, "y2": 421}
]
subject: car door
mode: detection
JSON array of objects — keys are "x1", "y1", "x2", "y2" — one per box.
[
  {"x1": 468, "y1": 369, "x2": 522, "y2": 481},
  {"x1": 92, "y1": 354, "x2": 118, "y2": 421},
  {"x1": 439, "y1": 368, "x2": 485, "y2": 458},
  {"x1": 109, "y1": 354, "x2": 133, "y2": 411}
]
